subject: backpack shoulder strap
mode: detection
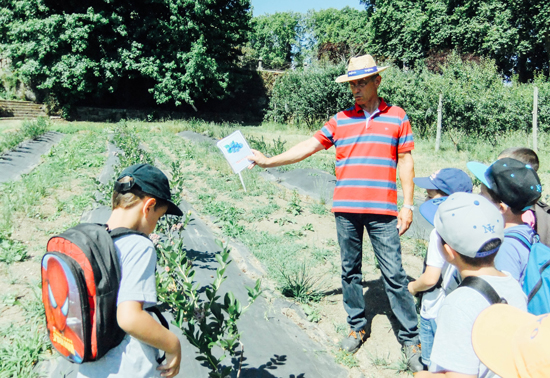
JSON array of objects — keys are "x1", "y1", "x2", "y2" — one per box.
[
  {"x1": 504, "y1": 231, "x2": 533, "y2": 250},
  {"x1": 459, "y1": 276, "x2": 508, "y2": 305},
  {"x1": 107, "y1": 226, "x2": 149, "y2": 240}
]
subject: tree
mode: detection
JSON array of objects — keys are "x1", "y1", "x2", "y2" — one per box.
[
  {"x1": 306, "y1": 7, "x2": 371, "y2": 63},
  {"x1": 248, "y1": 12, "x2": 303, "y2": 70},
  {"x1": 0, "y1": 0, "x2": 252, "y2": 109},
  {"x1": 361, "y1": 0, "x2": 549, "y2": 80}
]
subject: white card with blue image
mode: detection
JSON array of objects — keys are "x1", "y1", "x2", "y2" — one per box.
[{"x1": 216, "y1": 130, "x2": 253, "y2": 174}]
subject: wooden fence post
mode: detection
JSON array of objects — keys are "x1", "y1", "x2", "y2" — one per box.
[
  {"x1": 533, "y1": 86, "x2": 538, "y2": 152},
  {"x1": 435, "y1": 94, "x2": 443, "y2": 151}
]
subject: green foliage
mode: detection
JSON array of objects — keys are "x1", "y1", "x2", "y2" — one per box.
[
  {"x1": 155, "y1": 218, "x2": 262, "y2": 378},
  {"x1": 112, "y1": 121, "x2": 154, "y2": 168},
  {"x1": 0, "y1": 285, "x2": 48, "y2": 378},
  {"x1": 266, "y1": 62, "x2": 353, "y2": 128},
  {"x1": 334, "y1": 350, "x2": 359, "y2": 368},
  {"x1": 169, "y1": 160, "x2": 186, "y2": 206},
  {"x1": 305, "y1": 7, "x2": 370, "y2": 62},
  {"x1": 267, "y1": 55, "x2": 550, "y2": 139},
  {"x1": 309, "y1": 202, "x2": 329, "y2": 215},
  {"x1": 0, "y1": 238, "x2": 28, "y2": 264},
  {"x1": 278, "y1": 260, "x2": 325, "y2": 303},
  {"x1": 301, "y1": 303, "x2": 321, "y2": 323},
  {"x1": 286, "y1": 191, "x2": 303, "y2": 216},
  {"x1": 248, "y1": 12, "x2": 303, "y2": 69},
  {"x1": 0, "y1": 0, "x2": 252, "y2": 108},
  {"x1": 21, "y1": 117, "x2": 49, "y2": 140},
  {"x1": 247, "y1": 135, "x2": 287, "y2": 157},
  {"x1": 362, "y1": 0, "x2": 548, "y2": 80},
  {"x1": 0, "y1": 117, "x2": 50, "y2": 154}
]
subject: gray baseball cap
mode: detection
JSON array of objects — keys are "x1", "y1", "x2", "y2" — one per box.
[{"x1": 434, "y1": 192, "x2": 504, "y2": 258}]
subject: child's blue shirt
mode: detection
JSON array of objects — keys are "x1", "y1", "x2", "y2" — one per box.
[{"x1": 494, "y1": 224, "x2": 535, "y2": 284}]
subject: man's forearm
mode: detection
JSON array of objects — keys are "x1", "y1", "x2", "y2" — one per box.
[{"x1": 398, "y1": 152, "x2": 415, "y2": 205}]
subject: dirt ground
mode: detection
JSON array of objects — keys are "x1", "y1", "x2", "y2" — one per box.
[
  {"x1": 0, "y1": 127, "x2": 425, "y2": 377},
  {"x1": 160, "y1": 140, "x2": 425, "y2": 377}
]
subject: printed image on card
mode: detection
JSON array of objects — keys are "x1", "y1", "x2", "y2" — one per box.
[{"x1": 216, "y1": 130, "x2": 253, "y2": 174}]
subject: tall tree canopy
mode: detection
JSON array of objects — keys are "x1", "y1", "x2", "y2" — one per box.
[
  {"x1": 362, "y1": 0, "x2": 549, "y2": 80},
  {"x1": 0, "y1": 0, "x2": 252, "y2": 108},
  {"x1": 248, "y1": 12, "x2": 303, "y2": 70},
  {"x1": 305, "y1": 7, "x2": 370, "y2": 63}
]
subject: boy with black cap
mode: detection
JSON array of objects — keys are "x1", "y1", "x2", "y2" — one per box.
[
  {"x1": 409, "y1": 168, "x2": 473, "y2": 368},
  {"x1": 468, "y1": 158, "x2": 542, "y2": 284},
  {"x1": 77, "y1": 164, "x2": 182, "y2": 378},
  {"x1": 416, "y1": 192, "x2": 527, "y2": 378}
]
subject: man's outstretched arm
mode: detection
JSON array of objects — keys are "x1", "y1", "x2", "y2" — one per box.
[{"x1": 248, "y1": 137, "x2": 325, "y2": 169}]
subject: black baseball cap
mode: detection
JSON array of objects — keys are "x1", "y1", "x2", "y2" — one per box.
[
  {"x1": 115, "y1": 164, "x2": 183, "y2": 216},
  {"x1": 468, "y1": 158, "x2": 542, "y2": 211}
]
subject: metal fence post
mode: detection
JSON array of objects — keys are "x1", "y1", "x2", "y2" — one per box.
[
  {"x1": 435, "y1": 94, "x2": 442, "y2": 151},
  {"x1": 533, "y1": 86, "x2": 538, "y2": 153}
]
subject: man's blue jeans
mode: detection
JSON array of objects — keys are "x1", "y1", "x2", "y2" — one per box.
[{"x1": 335, "y1": 212, "x2": 420, "y2": 346}]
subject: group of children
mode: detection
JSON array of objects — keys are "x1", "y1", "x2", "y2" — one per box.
[
  {"x1": 410, "y1": 147, "x2": 548, "y2": 377},
  {"x1": 46, "y1": 146, "x2": 550, "y2": 378}
]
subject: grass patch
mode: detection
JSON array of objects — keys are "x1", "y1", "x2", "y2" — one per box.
[
  {"x1": 278, "y1": 260, "x2": 326, "y2": 303},
  {"x1": 334, "y1": 350, "x2": 359, "y2": 368},
  {"x1": 0, "y1": 283, "x2": 49, "y2": 378},
  {"x1": 0, "y1": 238, "x2": 29, "y2": 264},
  {"x1": 0, "y1": 117, "x2": 50, "y2": 154}
]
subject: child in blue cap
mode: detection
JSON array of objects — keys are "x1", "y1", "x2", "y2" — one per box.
[{"x1": 408, "y1": 168, "x2": 473, "y2": 369}]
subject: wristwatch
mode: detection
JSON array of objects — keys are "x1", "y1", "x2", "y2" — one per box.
[{"x1": 403, "y1": 204, "x2": 415, "y2": 211}]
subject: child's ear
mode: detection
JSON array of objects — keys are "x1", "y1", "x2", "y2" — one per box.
[
  {"x1": 143, "y1": 197, "x2": 157, "y2": 215},
  {"x1": 442, "y1": 243, "x2": 456, "y2": 262},
  {"x1": 499, "y1": 202, "x2": 509, "y2": 215}
]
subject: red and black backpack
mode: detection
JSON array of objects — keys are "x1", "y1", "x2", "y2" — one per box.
[{"x1": 41, "y1": 224, "x2": 150, "y2": 363}]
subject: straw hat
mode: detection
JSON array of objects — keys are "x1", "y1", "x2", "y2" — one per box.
[
  {"x1": 335, "y1": 54, "x2": 388, "y2": 83},
  {"x1": 472, "y1": 304, "x2": 550, "y2": 378}
]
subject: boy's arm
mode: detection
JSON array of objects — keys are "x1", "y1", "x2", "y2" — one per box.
[
  {"x1": 117, "y1": 301, "x2": 181, "y2": 378},
  {"x1": 408, "y1": 266, "x2": 442, "y2": 295}
]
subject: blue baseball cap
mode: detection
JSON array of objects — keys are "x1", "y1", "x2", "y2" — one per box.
[
  {"x1": 420, "y1": 197, "x2": 447, "y2": 226},
  {"x1": 414, "y1": 168, "x2": 473, "y2": 195}
]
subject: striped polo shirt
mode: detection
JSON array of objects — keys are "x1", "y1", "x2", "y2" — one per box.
[{"x1": 314, "y1": 98, "x2": 414, "y2": 216}]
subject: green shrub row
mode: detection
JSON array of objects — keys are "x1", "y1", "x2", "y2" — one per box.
[
  {"x1": 0, "y1": 117, "x2": 49, "y2": 154},
  {"x1": 266, "y1": 55, "x2": 550, "y2": 140}
]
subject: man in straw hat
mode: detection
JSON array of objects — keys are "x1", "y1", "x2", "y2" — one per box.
[
  {"x1": 248, "y1": 54, "x2": 422, "y2": 371},
  {"x1": 472, "y1": 304, "x2": 550, "y2": 378}
]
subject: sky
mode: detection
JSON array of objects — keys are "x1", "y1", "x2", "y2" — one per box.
[{"x1": 250, "y1": 0, "x2": 364, "y2": 16}]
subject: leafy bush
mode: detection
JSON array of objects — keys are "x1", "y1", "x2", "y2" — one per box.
[
  {"x1": 265, "y1": 62, "x2": 353, "y2": 128},
  {"x1": 0, "y1": 117, "x2": 50, "y2": 154},
  {"x1": 155, "y1": 216, "x2": 262, "y2": 378},
  {"x1": 21, "y1": 117, "x2": 49, "y2": 140},
  {"x1": 266, "y1": 54, "x2": 550, "y2": 139}
]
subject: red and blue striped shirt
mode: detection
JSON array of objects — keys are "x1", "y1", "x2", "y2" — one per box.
[{"x1": 314, "y1": 98, "x2": 414, "y2": 216}]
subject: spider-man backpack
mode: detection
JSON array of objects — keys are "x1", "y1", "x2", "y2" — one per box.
[{"x1": 41, "y1": 224, "x2": 152, "y2": 363}]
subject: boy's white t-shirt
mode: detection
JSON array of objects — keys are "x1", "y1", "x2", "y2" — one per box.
[
  {"x1": 77, "y1": 234, "x2": 161, "y2": 378},
  {"x1": 429, "y1": 272, "x2": 527, "y2": 377},
  {"x1": 421, "y1": 229, "x2": 458, "y2": 319}
]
